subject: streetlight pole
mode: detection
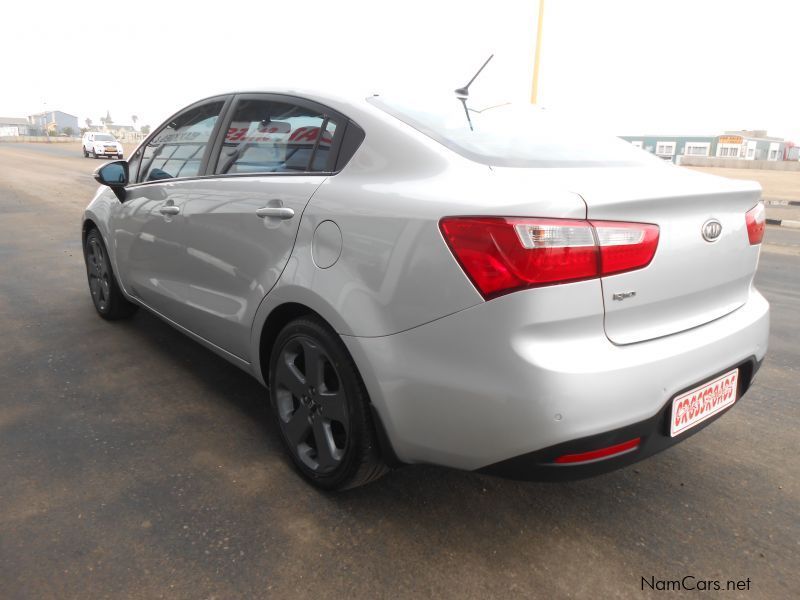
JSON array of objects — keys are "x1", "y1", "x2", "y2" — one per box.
[{"x1": 530, "y1": 0, "x2": 545, "y2": 104}]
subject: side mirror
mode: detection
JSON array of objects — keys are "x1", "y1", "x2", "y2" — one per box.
[{"x1": 93, "y1": 160, "x2": 129, "y2": 201}]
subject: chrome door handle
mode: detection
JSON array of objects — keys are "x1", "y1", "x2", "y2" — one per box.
[
  {"x1": 159, "y1": 205, "x2": 180, "y2": 215},
  {"x1": 256, "y1": 206, "x2": 295, "y2": 220}
]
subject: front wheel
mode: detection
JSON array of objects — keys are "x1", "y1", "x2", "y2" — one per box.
[
  {"x1": 83, "y1": 147, "x2": 88, "y2": 157},
  {"x1": 270, "y1": 317, "x2": 388, "y2": 490},
  {"x1": 90, "y1": 149, "x2": 97, "y2": 158},
  {"x1": 83, "y1": 229, "x2": 138, "y2": 320}
]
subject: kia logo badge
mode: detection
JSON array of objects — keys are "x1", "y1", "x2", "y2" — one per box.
[{"x1": 702, "y1": 219, "x2": 722, "y2": 242}]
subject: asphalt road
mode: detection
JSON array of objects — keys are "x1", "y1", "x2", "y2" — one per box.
[{"x1": 1, "y1": 143, "x2": 798, "y2": 599}]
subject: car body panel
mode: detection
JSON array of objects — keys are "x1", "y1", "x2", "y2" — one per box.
[
  {"x1": 342, "y1": 285, "x2": 768, "y2": 470},
  {"x1": 177, "y1": 175, "x2": 326, "y2": 359},
  {"x1": 110, "y1": 180, "x2": 204, "y2": 325}
]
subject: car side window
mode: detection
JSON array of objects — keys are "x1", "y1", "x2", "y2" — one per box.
[
  {"x1": 138, "y1": 101, "x2": 224, "y2": 183},
  {"x1": 215, "y1": 99, "x2": 338, "y2": 175}
]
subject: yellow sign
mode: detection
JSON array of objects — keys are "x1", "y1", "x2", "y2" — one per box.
[{"x1": 718, "y1": 135, "x2": 743, "y2": 144}]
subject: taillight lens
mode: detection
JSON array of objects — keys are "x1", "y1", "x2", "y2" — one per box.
[
  {"x1": 592, "y1": 221, "x2": 660, "y2": 275},
  {"x1": 439, "y1": 216, "x2": 659, "y2": 299},
  {"x1": 745, "y1": 202, "x2": 765, "y2": 245}
]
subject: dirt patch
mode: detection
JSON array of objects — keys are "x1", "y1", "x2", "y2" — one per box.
[{"x1": 685, "y1": 166, "x2": 800, "y2": 200}]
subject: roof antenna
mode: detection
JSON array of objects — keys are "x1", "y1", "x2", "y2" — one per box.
[
  {"x1": 454, "y1": 54, "x2": 494, "y2": 99},
  {"x1": 454, "y1": 54, "x2": 493, "y2": 131}
]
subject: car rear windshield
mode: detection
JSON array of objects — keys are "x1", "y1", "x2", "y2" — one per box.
[
  {"x1": 94, "y1": 134, "x2": 115, "y2": 141},
  {"x1": 367, "y1": 97, "x2": 658, "y2": 168}
]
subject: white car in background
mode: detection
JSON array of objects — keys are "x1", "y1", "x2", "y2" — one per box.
[{"x1": 82, "y1": 132, "x2": 123, "y2": 159}]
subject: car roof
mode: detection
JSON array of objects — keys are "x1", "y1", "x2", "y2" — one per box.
[
  {"x1": 197, "y1": 87, "x2": 381, "y2": 121},
  {"x1": 214, "y1": 87, "x2": 371, "y2": 102}
]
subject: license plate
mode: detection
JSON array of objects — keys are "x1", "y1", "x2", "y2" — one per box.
[{"x1": 670, "y1": 368, "x2": 739, "y2": 437}]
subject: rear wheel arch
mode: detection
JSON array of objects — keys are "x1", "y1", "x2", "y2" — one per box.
[{"x1": 258, "y1": 302, "x2": 316, "y2": 385}]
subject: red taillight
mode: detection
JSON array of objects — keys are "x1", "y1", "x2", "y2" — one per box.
[
  {"x1": 745, "y1": 202, "x2": 765, "y2": 245},
  {"x1": 553, "y1": 437, "x2": 641, "y2": 465},
  {"x1": 439, "y1": 217, "x2": 659, "y2": 299},
  {"x1": 591, "y1": 221, "x2": 660, "y2": 275}
]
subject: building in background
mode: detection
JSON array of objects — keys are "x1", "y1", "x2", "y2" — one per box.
[
  {"x1": 621, "y1": 130, "x2": 789, "y2": 163},
  {"x1": 0, "y1": 117, "x2": 32, "y2": 136},
  {"x1": 716, "y1": 131, "x2": 785, "y2": 161},
  {"x1": 105, "y1": 123, "x2": 144, "y2": 142},
  {"x1": 619, "y1": 135, "x2": 716, "y2": 163},
  {"x1": 27, "y1": 111, "x2": 79, "y2": 135}
]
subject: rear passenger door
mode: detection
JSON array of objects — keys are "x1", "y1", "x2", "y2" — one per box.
[{"x1": 176, "y1": 94, "x2": 345, "y2": 360}]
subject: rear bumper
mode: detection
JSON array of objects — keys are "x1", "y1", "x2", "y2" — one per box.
[
  {"x1": 479, "y1": 356, "x2": 762, "y2": 481},
  {"x1": 343, "y1": 281, "x2": 770, "y2": 474}
]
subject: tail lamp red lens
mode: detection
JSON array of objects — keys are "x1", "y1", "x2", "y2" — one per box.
[
  {"x1": 745, "y1": 202, "x2": 765, "y2": 245},
  {"x1": 439, "y1": 217, "x2": 659, "y2": 299},
  {"x1": 553, "y1": 437, "x2": 641, "y2": 465}
]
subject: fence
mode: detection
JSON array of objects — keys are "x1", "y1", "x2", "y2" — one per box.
[
  {"x1": 0, "y1": 136, "x2": 80, "y2": 143},
  {"x1": 680, "y1": 156, "x2": 800, "y2": 171}
]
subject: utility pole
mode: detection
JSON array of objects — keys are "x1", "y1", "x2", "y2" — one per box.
[
  {"x1": 43, "y1": 100, "x2": 51, "y2": 142},
  {"x1": 530, "y1": 0, "x2": 545, "y2": 104}
]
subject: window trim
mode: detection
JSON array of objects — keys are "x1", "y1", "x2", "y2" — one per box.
[
  {"x1": 128, "y1": 94, "x2": 232, "y2": 187},
  {"x1": 206, "y1": 93, "x2": 349, "y2": 178}
]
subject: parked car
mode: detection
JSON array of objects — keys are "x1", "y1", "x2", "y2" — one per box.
[
  {"x1": 82, "y1": 89, "x2": 769, "y2": 490},
  {"x1": 82, "y1": 132, "x2": 123, "y2": 159}
]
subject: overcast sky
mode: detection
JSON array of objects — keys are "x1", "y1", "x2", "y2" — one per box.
[{"x1": 2, "y1": 0, "x2": 797, "y2": 141}]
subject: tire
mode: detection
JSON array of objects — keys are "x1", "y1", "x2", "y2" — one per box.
[
  {"x1": 117, "y1": 154, "x2": 123, "y2": 159},
  {"x1": 269, "y1": 316, "x2": 388, "y2": 490},
  {"x1": 83, "y1": 147, "x2": 88, "y2": 157},
  {"x1": 83, "y1": 228, "x2": 138, "y2": 320},
  {"x1": 91, "y1": 150, "x2": 97, "y2": 159}
]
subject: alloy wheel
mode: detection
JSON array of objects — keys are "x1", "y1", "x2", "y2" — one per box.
[
  {"x1": 86, "y1": 237, "x2": 111, "y2": 312},
  {"x1": 274, "y1": 336, "x2": 350, "y2": 474}
]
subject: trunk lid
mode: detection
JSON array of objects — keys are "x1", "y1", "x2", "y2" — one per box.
[
  {"x1": 490, "y1": 164, "x2": 762, "y2": 344},
  {"x1": 572, "y1": 166, "x2": 761, "y2": 344}
]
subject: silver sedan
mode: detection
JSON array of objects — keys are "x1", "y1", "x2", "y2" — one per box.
[{"x1": 82, "y1": 89, "x2": 769, "y2": 489}]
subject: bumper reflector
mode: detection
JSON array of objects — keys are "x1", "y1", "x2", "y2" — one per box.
[{"x1": 553, "y1": 437, "x2": 641, "y2": 465}]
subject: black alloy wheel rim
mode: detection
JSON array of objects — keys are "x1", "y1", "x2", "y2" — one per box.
[
  {"x1": 274, "y1": 336, "x2": 350, "y2": 474},
  {"x1": 86, "y1": 237, "x2": 111, "y2": 312}
]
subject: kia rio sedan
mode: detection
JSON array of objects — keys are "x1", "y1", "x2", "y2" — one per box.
[{"x1": 82, "y1": 89, "x2": 769, "y2": 490}]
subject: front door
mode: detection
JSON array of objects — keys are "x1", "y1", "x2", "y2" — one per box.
[{"x1": 111, "y1": 98, "x2": 227, "y2": 324}]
